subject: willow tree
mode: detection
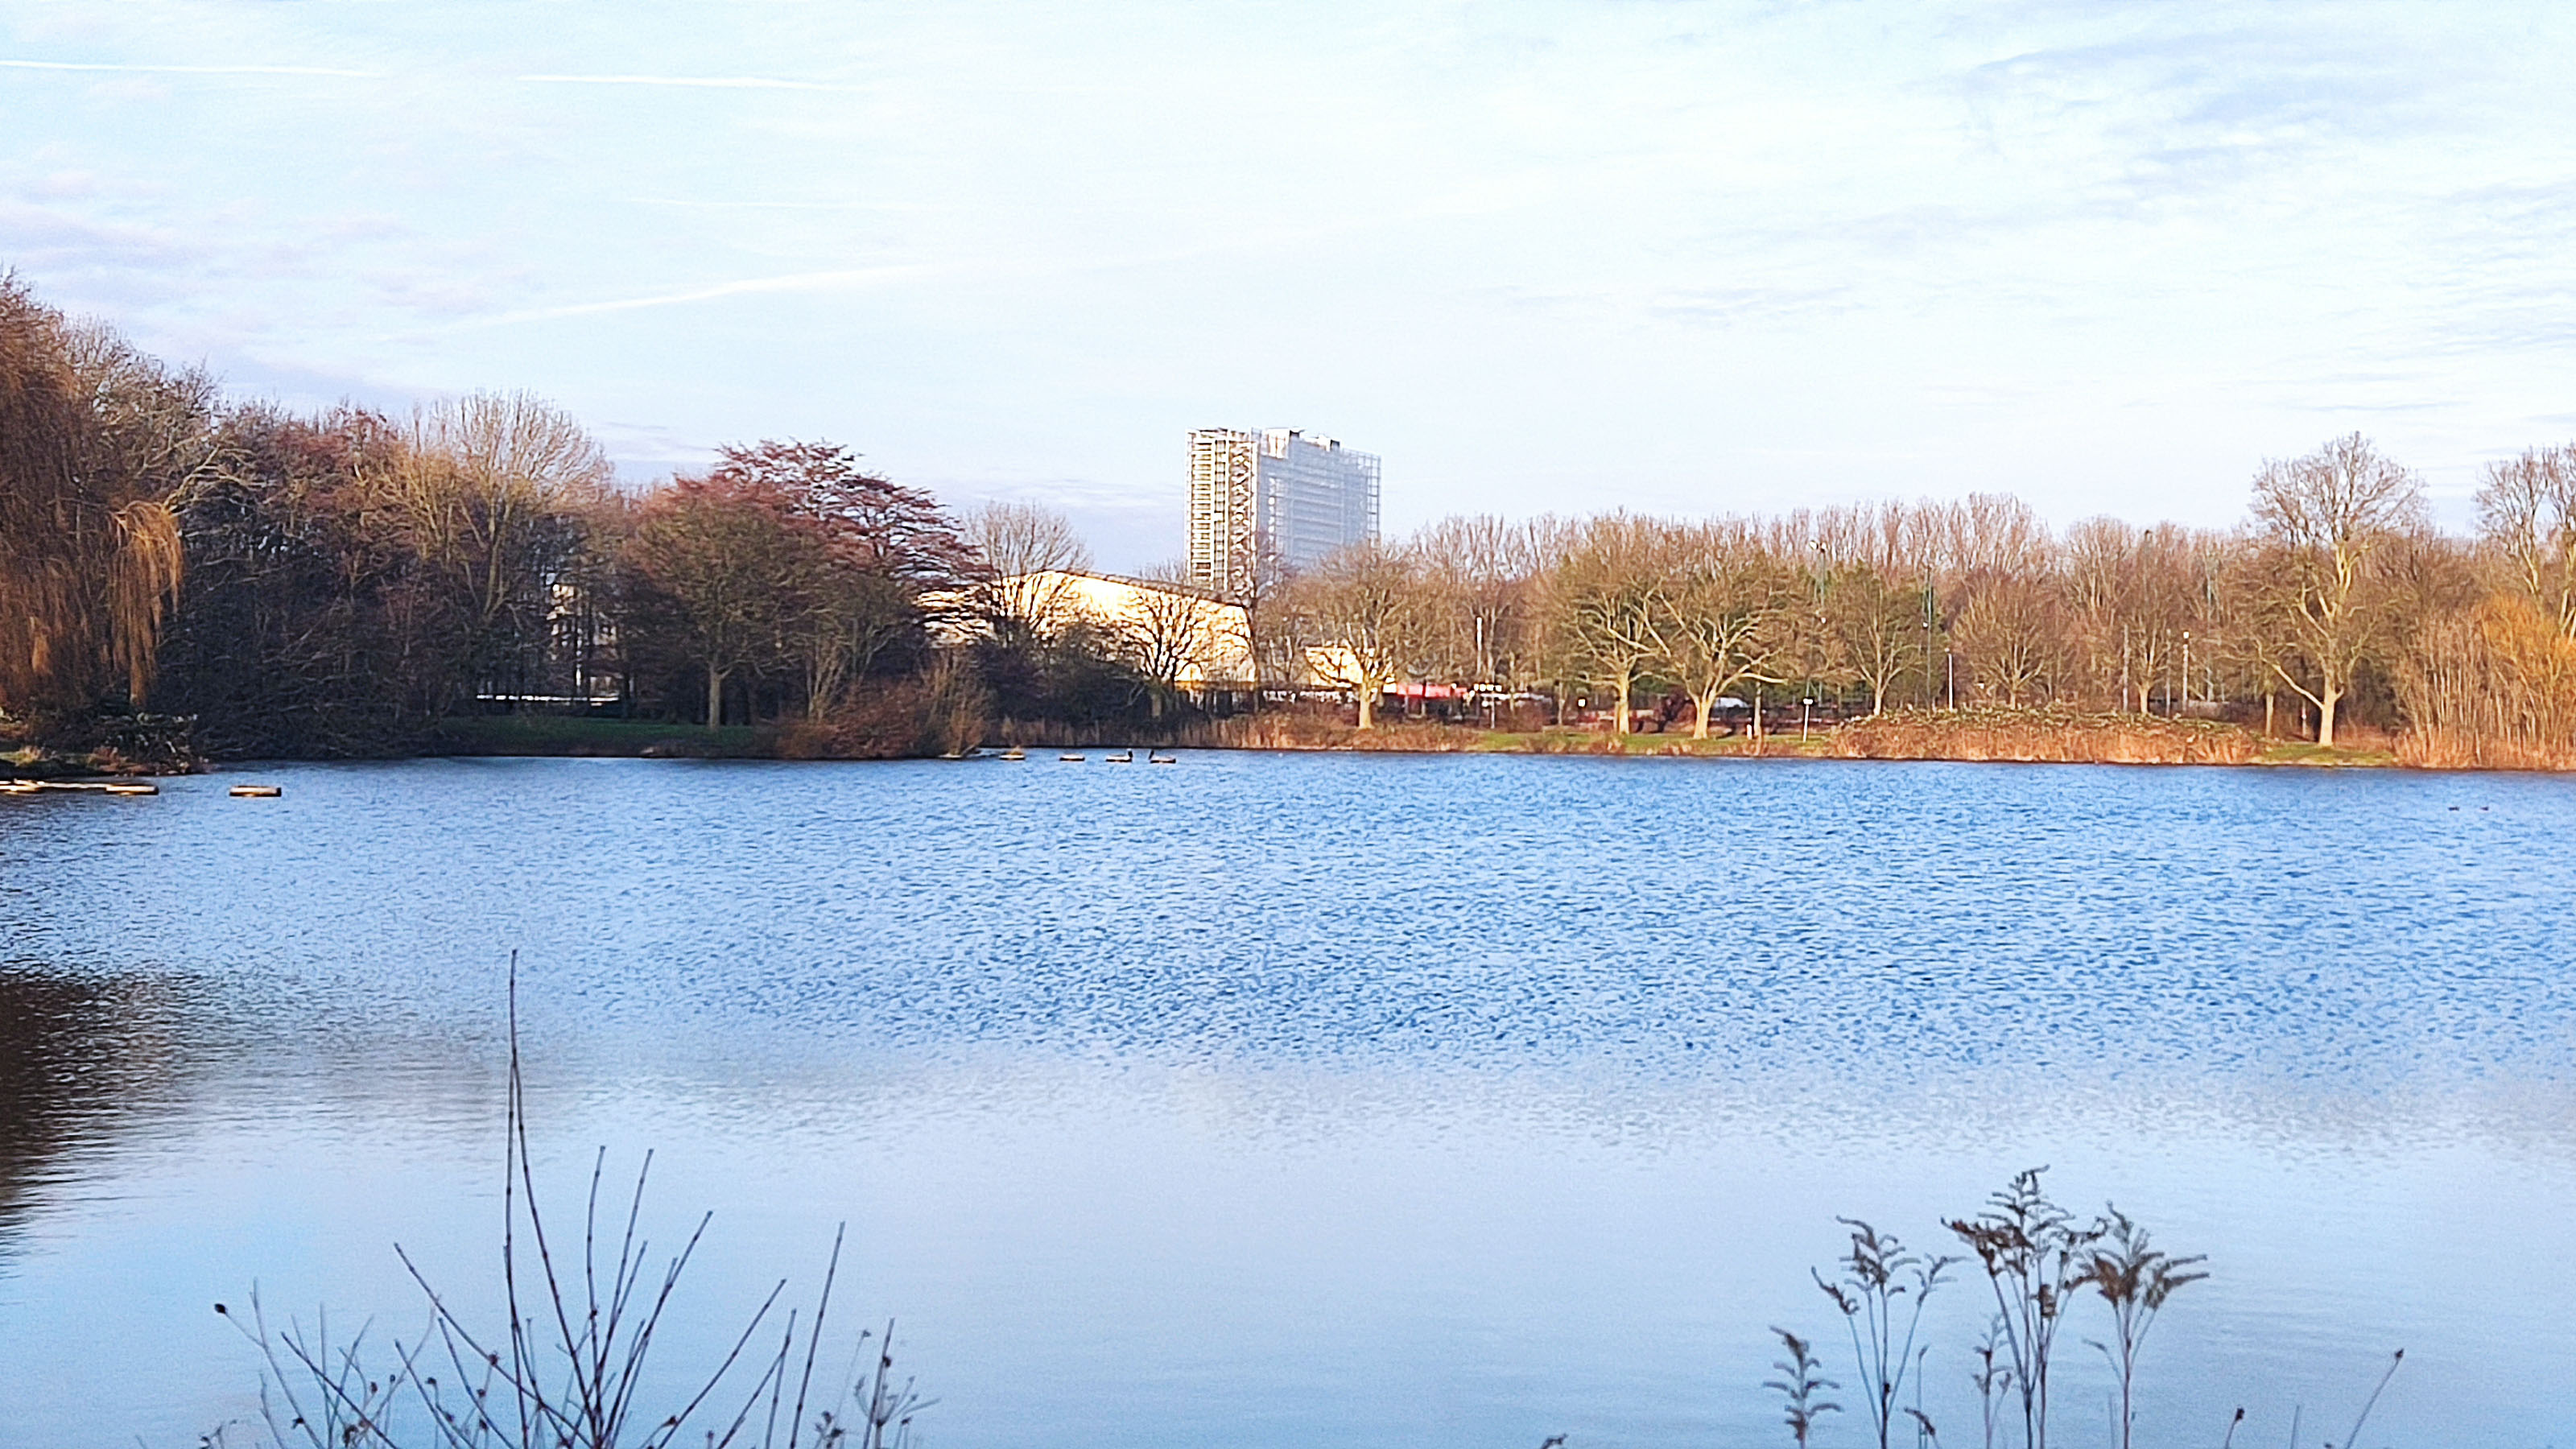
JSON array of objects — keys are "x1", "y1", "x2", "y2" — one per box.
[{"x1": 0, "y1": 279, "x2": 208, "y2": 724}]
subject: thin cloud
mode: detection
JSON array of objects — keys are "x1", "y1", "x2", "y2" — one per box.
[
  {"x1": 0, "y1": 59, "x2": 379, "y2": 77},
  {"x1": 449, "y1": 264, "x2": 943, "y2": 328},
  {"x1": 518, "y1": 72, "x2": 843, "y2": 91},
  {"x1": 632, "y1": 197, "x2": 916, "y2": 212}
]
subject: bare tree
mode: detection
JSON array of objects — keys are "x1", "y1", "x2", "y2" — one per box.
[
  {"x1": 1412, "y1": 514, "x2": 1540, "y2": 688},
  {"x1": 1825, "y1": 563, "x2": 1928, "y2": 716},
  {"x1": 1942, "y1": 493, "x2": 2054, "y2": 579},
  {"x1": 1652, "y1": 521, "x2": 1791, "y2": 739},
  {"x1": 2063, "y1": 519, "x2": 2214, "y2": 713},
  {"x1": 965, "y1": 501, "x2": 1090, "y2": 645},
  {"x1": 1549, "y1": 514, "x2": 1666, "y2": 735},
  {"x1": 1123, "y1": 563, "x2": 1223, "y2": 717},
  {"x1": 1294, "y1": 541, "x2": 1428, "y2": 729},
  {"x1": 367, "y1": 392, "x2": 613, "y2": 704},
  {"x1": 1954, "y1": 571, "x2": 2066, "y2": 706},
  {"x1": 2246, "y1": 433, "x2": 2424, "y2": 745},
  {"x1": 2476, "y1": 443, "x2": 2576, "y2": 635}
]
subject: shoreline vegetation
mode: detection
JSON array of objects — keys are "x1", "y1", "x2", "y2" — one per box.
[
  {"x1": 14, "y1": 272, "x2": 2576, "y2": 780},
  {"x1": 0, "y1": 704, "x2": 2427, "y2": 776},
  {"x1": 426, "y1": 705, "x2": 2339, "y2": 770}
]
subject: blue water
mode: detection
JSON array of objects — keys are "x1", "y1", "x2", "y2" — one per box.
[{"x1": 2, "y1": 754, "x2": 2573, "y2": 1446}]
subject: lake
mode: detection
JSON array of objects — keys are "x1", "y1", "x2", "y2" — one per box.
[{"x1": 3, "y1": 753, "x2": 2573, "y2": 1447}]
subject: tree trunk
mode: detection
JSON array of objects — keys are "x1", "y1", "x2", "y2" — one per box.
[
  {"x1": 2318, "y1": 685, "x2": 2339, "y2": 747},
  {"x1": 1613, "y1": 673, "x2": 1632, "y2": 737},
  {"x1": 706, "y1": 663, "x2": 726, "y2": 730},
  {"x1": 1693, "y1": 693, "x2": 1714, "y2": 739},
  {"x1": 1356, "y1": 684, "x2": 1376, "y2": 730}
]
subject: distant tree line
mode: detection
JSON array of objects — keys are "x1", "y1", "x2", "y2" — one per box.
[
  {"x1": 0, "y1": 277, "x2": 1166, "y2": 757},
  {"x1": 8, "y1": 272, "x2": 2576, "y2": 765},
  {"x1": 1278, "y1": 436, "x2": 2576, "y2": 764}
]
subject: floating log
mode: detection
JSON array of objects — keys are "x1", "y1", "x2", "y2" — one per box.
[
  {"x1": 229, "y1": 784, "x2": 283, "y2": 798},
  {"x1": 1105, "y1": 749, "x2": 1134, "y2": 764},
  {"x1": 3, "y1": 778, "x2": 148, "y2": 794},
  {"x1": 1059, "y1": 753, "x2": 1086, "y2": 762}
]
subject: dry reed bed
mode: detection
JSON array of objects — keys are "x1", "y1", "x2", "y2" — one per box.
[
  {"x1": 1178, "y1": 708, "x2": 2275, "y2": 766},
  {"x1": 1827, "y1": 708, "x2": 2260, "y2": 766}
]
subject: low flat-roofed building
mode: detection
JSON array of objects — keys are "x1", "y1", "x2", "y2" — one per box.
[{"x1": 933, "y1": 569, "x2": 1257, "y2": 692}]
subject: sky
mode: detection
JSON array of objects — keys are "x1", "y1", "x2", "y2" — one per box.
[{"x1": 6, "y1": 1, "x2": 2574, "y2": 569}]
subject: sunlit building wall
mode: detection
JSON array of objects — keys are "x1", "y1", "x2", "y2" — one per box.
[{"x1": 1187, "y1": 427, "x2": 1381, "y2": 596}]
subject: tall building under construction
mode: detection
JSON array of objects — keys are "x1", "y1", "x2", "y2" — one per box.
[{"x1": 1187, "y1": 428, "x2": 1381, "y2": 597}]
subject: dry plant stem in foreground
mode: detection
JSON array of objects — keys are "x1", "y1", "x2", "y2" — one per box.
[
  {"x1": 215, "y1": 957, "x2": 922, "y2": 1449},
  {"x1": 1946, "y1": 1169, "x2": 2099, "y2": 1449},
  {"x1": 1814, "y1": 1219, "x2": 1953, "y2": 1449},
  {"x1": 1785, "y1": 1174, "x2": 2401, "y2": 1449},
  {"x1": 1763, "y1": 1328, "x2": 1840, "y2": 1449},
  {"x1": 2079, "y1": 1207, "x2": 2207, "y2": 1449},
  {"x1": 2320, "y1": 1351, "x2": 2403, "y2": 1449}
]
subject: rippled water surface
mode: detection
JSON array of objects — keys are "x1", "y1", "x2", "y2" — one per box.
[{"x1": 4, "y1": 753, "x2": 2574, "y2": 1446}]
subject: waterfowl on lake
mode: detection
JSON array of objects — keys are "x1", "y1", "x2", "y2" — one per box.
[
  {"x1": 1148, "y1": 751, "x2": 1177, "y2": 765},
  {"x1": 1105, "y1": 749, "x2": 1134, "y2": 763}
]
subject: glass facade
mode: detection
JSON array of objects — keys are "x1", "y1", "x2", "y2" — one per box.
[{"x1": 1187, "y1": 427, "x2": 1381, "y2": 596}]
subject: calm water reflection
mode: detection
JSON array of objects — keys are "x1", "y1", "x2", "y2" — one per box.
[{"x1": 2, "y1": 754, "x2": 2573, "y2": 1445}]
